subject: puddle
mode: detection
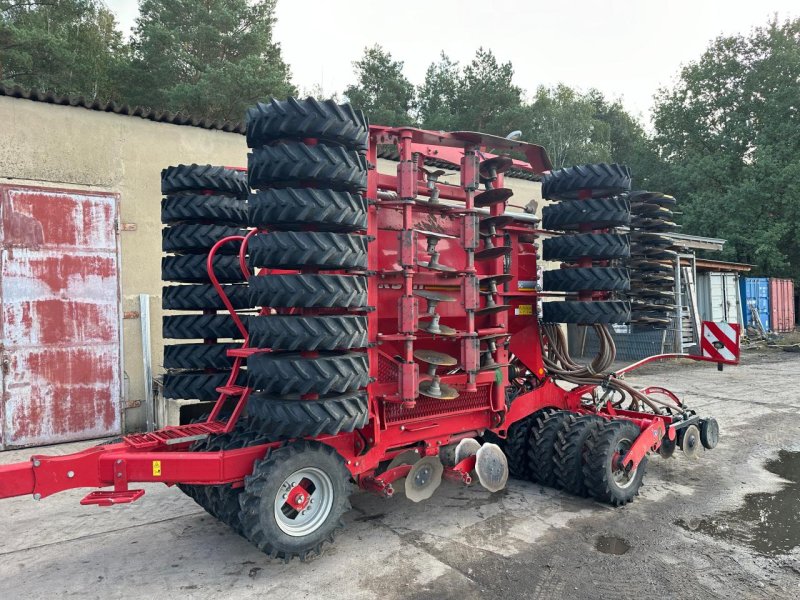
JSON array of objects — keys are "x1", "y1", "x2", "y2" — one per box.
[
  {"x1": 678, "y1": 450, "x2": 800, "y2": 556},
  {"x1": 595, "y1": 535, "x2": 630, "y2": 555}
]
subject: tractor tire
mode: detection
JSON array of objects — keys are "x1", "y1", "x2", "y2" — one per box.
[
  {"x1": 248, "y1": 315, "x2": 368, "y2": 351},
  {"x1": 541, "y1": 163, "x2": 631, "y2": 200},
  {"x1": 542, "y1": 301, "x2": 630, "y2": 324},
  {"x1": 248, "y1": 142, "x2": 367, "y2": 192},
  {"x1": 542, "y1": 196, "x2": 630, "y2": 231},
  {"x1": 163, "y1": 370, "x2": 247, "y2": 401},
  {"x1": 249, "y1": 274, "x2": 367, "y2": 309},
  {"x1": 161, "y1": 164, "x2": 249, "y2": 199},
  {"x1": 248, "y1": 392, "x2": 369, "y2": 439},
  {"x1": 238, "y1": 440, "x2": 351, "y2": 561},
  {"x1": 162, "y1": 224, "x2": 246, "y2": 254},
  {"x1": 161, "y1": 254, "x2": 245, "y2": 283},
  {"x1": 542, "y1": 267, "x2": 630, "y2": 292},
  {"x1": 528, "y1": 410, "x2": 572, "y2": 487},
  {"x1": 163, "y1": 343, "x2": 238, "y2": 370},
  {"x1": 161, "y1": 194, "x2": 247, "y2": 226},
  {"x1": 246, "y1": 97, "x2": 368, "y2": 151},
  {"x1": 248, "y1": 188, "x2": 367, "y2": 232},
  {"x1": 542, "y1": 233, "x2": 630, "y2": 261},
  {"x1": 249, "y1": 232, "x2": 368, "y2": 270},
  {"x1": 163, "y1": 314, "x2": 246, "y2": 340},
  {"x1": 504, "y1": 408, "x2": 556, "y2": 481},
  {"x1": 162, "y1": 284, "x2": 251, "y2": 311},
  {"x1": 583, "y1": 420, "x2": 647, "y2": 506},
  {"x1": 248, "y1": 351, "x2": 369, "y2": 395},
  {"x1": 553, "y1": 414, "x2": 604, "y2": 496}
]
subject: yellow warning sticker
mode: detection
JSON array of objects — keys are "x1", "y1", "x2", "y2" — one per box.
[
  {"x1": 152, "y1": 460, "x2": 162, "y2": 477},
  {"x1": 516, "y1": 304, "x2": 533, "y2": 316}
]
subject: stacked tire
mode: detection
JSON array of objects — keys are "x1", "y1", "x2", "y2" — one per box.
[
  {"x1": 243, "y1": 97, "x2": 372, "y2": 442},
  {"x1": 160, "y1": 164, "x2": 252, "y2": 409},
  {"x1": 540, "y1": 164, "x2": 632, "y2": 324}
]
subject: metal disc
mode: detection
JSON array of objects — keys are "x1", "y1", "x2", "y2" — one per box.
[
  {"x1": 414, "y1": 349, "x2": 458, "y2": 366},
  {"x1": 475, "y1": 443, "x2": 509, "y2": 493},
  {"x1": 419, "y1": 379, "x2": 460, "y2": 399},
  {"x1": 658, "y1": 435, "x2": 677, "y2": 459},
  {"x1": 700, "y1": 418, "x2": 719, "y2": 450},
  {"x1": 386, "y1": 449, "x2": 421, "y2": 493},
  {"x1": 405, "y1": 456, "x2": 444, "y2": 502},
  {"x1": 479, "y1": 156, "x2": 513, "y2": 179},
  {"x1": 475, "y1": 303, "x2": 511, "y2": 316},
  {"x1": 454, "y1": 438, "x2": 481, "y2": 465},
  {"x1": 479, "y1": 215, "x2": 514, "y2": 233},
  {"x1": 414, "y1": 229, "x2": 457, "y2": 240},
  {"x1": 479, "y1": 273, "x2": 513, "y2": 288},
  {"x1": 475, "y1": 187, "x2": 513, "y2": 207},
  {"x1": 475, "y1": 246, "x2": 512, "y2": 261},
  {"x1": 416, "y1": 260, "x2": 457, "y2": 273},
  {"x1": 414, "y1": 290, "x2": 457, "y2": 303},
  {"x1": 680, "y1": 424, "x2": 702, "y2": 460},
  {"x1": 477, "y1": 361, "x2": 510, "y2": 372},
  {"x1": 418, "y1": 321, "x2": 457, "y2": 336},
  {"x1": 479, "y1": 332, "x2": 511, "y2": 342}
]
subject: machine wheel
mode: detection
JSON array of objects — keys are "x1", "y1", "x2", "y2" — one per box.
[
  {"x1": 542, "y1": 233, "x2": 630, "y2": 261},
  {"x1": 163, "y1": 343, "x2": 238, "y2": 370},
  {"x1": 248, "y1": 392, "x2": 369, "y2": 438},
  {"x1": 504, "y1": 408, "x2": 555, "y2": 480},
  {"x1": 248, "y1": 274, "x2": 367, "y2": 308},
  {"x1": 248, "y1": 315, "x2": 368, "y2": 351},
  {"x1": 161, "y1": 194, "x2": 247, "y2": 226},
  {"x1": 163, "y1": 370, "x2": 246, "y2": 401},
  {"x1": 162, "y1": 284, "x2": 251, "y2": 311},
  {"x1": 248, "y1": 352, "x2": 369, "y2": 395},
  {"x1": 543, "y1": 267, "x2": 630, "y2": 292},
  {"x1": 700, "y1": 418, "x2": 719, "y2": 449},
  {"x1": 553, "y1": 415, "x2": 604, "y2": 496},
  {"x1": 542, "y1": 196, "x2": 631, "y2": 230},
  {"x1": 246, "y1": 97, "x2": 368, "y2": 151},
  {"x1": 238, "y1": 440, "x2": 351, "y2": 561},
  {"x1": 583, "y1": 420, "x2": 647, "y2": 506},
  {"x1": 248, "y1": 188, "x2": 367, "y2": 232},
  {"x1": 162, "y1": 224, "x2": 246, "y2": 254},
  {"x1": 161, "y1": 254, "x2": 245, "y2": 283},
  {"x1": 528, "y1": 410, "x2": 572, "y2": 487},
  {"x1": 249, "y1": 232, "x2": 368, "y2": 270},
  {"x1": 163, "y1": 314, "x2": 246, "y2": 340},
  {"x1": 542, "y1": 301, "x2": 631, "y2": 325},
  {"x1": 161, "y1": 164, "x2": 249, "y2": 199},
  {"x1": 248, "y1": 142, "x2": 367, "y2": 192},
  {"x1": 541, "y1": 163, "x2": 631, "y2": 200}
]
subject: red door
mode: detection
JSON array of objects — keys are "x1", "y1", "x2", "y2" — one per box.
[{"x1": 0, "y1": 185, "x2": 121, "y2": 449}]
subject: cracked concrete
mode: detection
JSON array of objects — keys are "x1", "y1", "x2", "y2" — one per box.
[{"x1": 1, "y1": 350, "x2": 798, "y2": 599}]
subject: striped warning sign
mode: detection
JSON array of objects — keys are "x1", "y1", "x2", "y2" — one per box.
[{"x1": 701, "y1": 321, "x2": 741, "y2": 363}]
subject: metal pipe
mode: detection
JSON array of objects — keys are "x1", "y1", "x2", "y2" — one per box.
[
  {"x1": 139, "y1": 294, "x2": 154, "y2": 432},
  {"x1": 674, "y1": 254, "x2": 683, "y2": 353}
]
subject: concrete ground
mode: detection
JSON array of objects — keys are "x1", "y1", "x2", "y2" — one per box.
[{"x1": 1, "y1": 350, "x2": 799, "y2": 599}]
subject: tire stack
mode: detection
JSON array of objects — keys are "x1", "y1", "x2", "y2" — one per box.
[
  {"x1": 243, "y1": 97, "x2": 372, "y2": 440},
  {"x1": 160, "y1": 164, "x2": 251, "y2": 410},
  {"x1": 627, "y1": 191, "x2": 680, "y2": 328},
  {"x1": 540, "y1": 164, "x2": 632, "y2": 324}
]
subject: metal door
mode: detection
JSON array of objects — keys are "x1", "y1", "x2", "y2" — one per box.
[{"x1": 0, "y1": 185, "x2": 121, "y2": 449}]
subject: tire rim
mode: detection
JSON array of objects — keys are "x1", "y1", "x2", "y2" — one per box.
[
  {"x1": 274, "y1": 467, "x2": 334, "y2": 537},
  {"x1": 611, "y1": 437, "x2": 638, "y2": 489}
]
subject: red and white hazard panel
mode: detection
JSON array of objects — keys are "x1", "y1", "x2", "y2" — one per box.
[{"x1": 701, "y1": 321, "x2": 741, "y2": 364}]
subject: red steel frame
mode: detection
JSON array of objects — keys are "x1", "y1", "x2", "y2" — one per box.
[{"x1": 0, "y1": 127, "x2": 740, "y2": 506}]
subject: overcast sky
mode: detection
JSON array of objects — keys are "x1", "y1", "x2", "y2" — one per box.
[{"x1": 107, "y1": 0, "x2": 798, "y2": 124}]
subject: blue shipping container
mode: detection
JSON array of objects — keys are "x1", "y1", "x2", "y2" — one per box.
[{"x1": 740, "y1": 277, "x2": 771, "y2": 331}]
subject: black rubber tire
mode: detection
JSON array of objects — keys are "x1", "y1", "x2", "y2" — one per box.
[
  {"x1": 543, "y1": 267, "x2": 630, "y2": 292},
  {"x1": 163, "y1": 314, "x2": 246, "y2": 340},
  {"x1": 542, "y1": 301, "x2": 631, "y2": 324},
  {"x1": 248, "y1": 188, "x2": 367, "y2": 232},
  {"x1": 162, "y1": 370, "x2": 247, "y2": 401},
  {"x1": 504, "y1": 408, "x2": 555, "y2": 481},
  {"x1": 249, "y1": 232, "x2": 368, "y2": 270},
  {"x1": 542, "y1": 196, "x2": 631, "y2": 230},
  {"x1": 161, "y1": 164, "x2": 249, "y2": 199},
  {"x1": 583, "y1": 420, "x2": 647, "y2": 506},
  {"x1": 161, "y1": 194, "x2": 247, "y2": 226},
  {"x1": 248, "y1": 143, "x2": 367, "y2": 192},
  {"x1": 249, "y1": 274, "x2": 367, "y2": 308},
  {"x1": 528, "y1": 411, "x2": 572, "y2": 487},
  {"x1": 553, "y1": 415, "x2": 604, "y2": 496},
  {"x1": 162, "y1": 224, "x2": 246, "y2": 254},
  {"x1": 238, "y1": 440, "x2": 351, "y2": 561},
  {"x1": 163, "y1": 343, "x2": 238, "y2": 370},
  {"x1": 541, "y1": 163, "x2": 631, "y2": 200},
  {"x1": 162, "y1": 284, "x2": 252, "y2": 310},
  {"x1": 161, "y1": 254, "x2": 245, "y2": 283},
  {"x1": 246, "y1": 97, "x2": 368, "y2": 151},
  {"x1": 248, "y1": 392, "x2": 369, "y2": 438},
  {"x1": 248, "y1": 315, "x2": 368, "y2": 351},
  {"x1": 542, "y1": 233, "x2": 630, "y2": 261},
  {"x1": 248, "y1": 351, "x2": 368, "y2": 395}
]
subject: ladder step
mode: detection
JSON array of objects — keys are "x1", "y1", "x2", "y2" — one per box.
[
  {"x1": 216, "y1": 385, "x2": 248, "y2": 395},
  {"x1": 80, "y1": 489, "x2": 145, "y2": 507}
]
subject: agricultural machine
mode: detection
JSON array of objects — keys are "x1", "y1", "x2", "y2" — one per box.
[{"x1": 0, "y1": 98, "x2": 740, "y2": 561}]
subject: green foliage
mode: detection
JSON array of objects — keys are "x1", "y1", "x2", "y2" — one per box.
[{"x1": 416, "y1": 52, "x2": 459, "y2": 131}]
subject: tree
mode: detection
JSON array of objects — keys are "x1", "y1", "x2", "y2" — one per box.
[
  {"x1": 653, "y1": 17, "x2": 800, "y2": 278},
  {"x1": 343, "y1": 45, "x2": 415, "y2": 126},
  {"x1": 0, "y1": 0, "x2": 124, "y2": 99},
  {"x1": 416, "y1": 52, "x2": 459, "y2": 131},
  {"x1": 120, "y1": 0, "x2": 295, "y2": 121}
]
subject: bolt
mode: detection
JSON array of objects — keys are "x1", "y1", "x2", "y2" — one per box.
[
  {"x1": 33, "y1": 460, "x2": 40, "y2": 467},
  {"x1": 33, "y1": 493, "x2": 41, "y2": 501},
  {"x1": 116, "y1": 472, "x2": 122, "y2": 478},
  {"x1": 310, "y1": 499, "x2": 314, "y2": 504},
  {"x1": 282, "y1": 493, "x2": 287, "y2": 499},
  {"x1": 296, "y1": 494, "x2": 305, "y2": 504},
  {"x1": 116, "y1": 459, "x2": 122, "y2": 465},
  {"x1": 67, "y1": 471, "x2": 75, "y2": 479},
  {"x1": 347, "y1": 460, "x2": 352, "y2": 465}
]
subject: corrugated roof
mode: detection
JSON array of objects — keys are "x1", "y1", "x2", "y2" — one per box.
[{"x1": 0, "y1": 84, "x2": 246, "y2": 133}]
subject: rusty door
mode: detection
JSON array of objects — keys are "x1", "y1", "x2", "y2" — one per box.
[{"x1": 0, "y1": 185, "x2": 122, "y2": 449}]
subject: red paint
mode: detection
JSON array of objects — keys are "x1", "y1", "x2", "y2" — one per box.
[{"x1": 769, "y1": 278, "x2": 795, "y2": 333}]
